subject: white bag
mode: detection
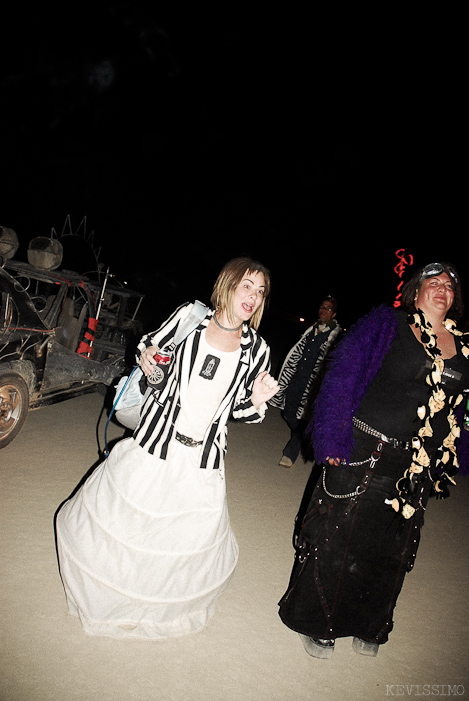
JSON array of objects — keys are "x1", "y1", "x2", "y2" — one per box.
[
  {"x1": 113, "y1": 367, "x2": 149, "y2": 429},
  {"x1": 112, "y1": 300, "x2": 209, "y2": 430}
]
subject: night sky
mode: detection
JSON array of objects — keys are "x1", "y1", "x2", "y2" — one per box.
[{"x1": 1, "y1": 4, "x2": 464, "y2": 350}]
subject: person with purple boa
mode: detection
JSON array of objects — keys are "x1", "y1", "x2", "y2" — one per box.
[{"x1": 278, "y1": 262, "x2": 469, "y2": 659}]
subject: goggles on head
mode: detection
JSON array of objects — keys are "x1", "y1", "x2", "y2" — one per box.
[{"x1": 419, "y1": 263, "x2": 458, "y2": 286}]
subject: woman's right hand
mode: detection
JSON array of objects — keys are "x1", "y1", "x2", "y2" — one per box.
[
  {"x1": 139, "y1": 346, "x2": 159, "y2": 377},
  {"x1": 326, "y1": 457, "x2": 341, "y2": 466}
]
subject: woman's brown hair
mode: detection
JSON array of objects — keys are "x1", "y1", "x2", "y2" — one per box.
[
  {"x1": 401, "y1": 261, "x2": 464, "y2": 320},
  {"x1": 210, "y1": 257, "x2": 271, "y2": 330}
]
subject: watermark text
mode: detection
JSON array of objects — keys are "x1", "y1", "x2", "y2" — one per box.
[{"x1": 386, "y1": 686, "x2": 465, "y2": 697}]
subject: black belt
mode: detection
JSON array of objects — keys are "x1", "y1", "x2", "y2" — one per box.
[
  {"x1": 353, "y1": 417, "x2": 411, "y2": 450},
  {"x1": 175, "y1": 432, "x2": 203, "y2": 448}
]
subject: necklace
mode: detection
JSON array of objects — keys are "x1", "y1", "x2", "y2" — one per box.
[{"x1": 214, "y1": 314, "x2": 243, "y2": 332}]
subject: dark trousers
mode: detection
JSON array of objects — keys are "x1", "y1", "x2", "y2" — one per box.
[{"x1": 282, "y1": 415, "x2": 306, "y2": 462}]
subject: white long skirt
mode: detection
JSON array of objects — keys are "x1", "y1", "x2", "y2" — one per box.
[{"x1": 56, "y1": 437, "x2": 239, "y2": 640}]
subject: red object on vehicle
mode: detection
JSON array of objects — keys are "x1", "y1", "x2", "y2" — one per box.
[{"x1": 77, "y1": 317, "x2": 99, "y2": 356}]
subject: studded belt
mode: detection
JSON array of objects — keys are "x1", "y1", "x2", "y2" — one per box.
[
  {"x1": 175, "y1": 432, "x2": 203, "y2": 448},
  {"x1": 353, "y1": 417, "x2": 411, "y2": 450}
]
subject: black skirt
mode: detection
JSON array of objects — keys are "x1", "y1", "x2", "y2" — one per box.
[{"x1": 278, "y1": 429, "x2": 433, "y2": 645}]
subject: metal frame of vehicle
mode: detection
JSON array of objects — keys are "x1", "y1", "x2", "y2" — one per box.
[{"x1": 0, "y1": 259, "x2": 144, "y2": 447}]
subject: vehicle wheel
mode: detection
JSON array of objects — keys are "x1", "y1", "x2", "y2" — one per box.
[{"x1": 0, "y1": 372, "x2": 29, "y2": 448}]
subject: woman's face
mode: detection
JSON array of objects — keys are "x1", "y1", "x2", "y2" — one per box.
[
  {"x1": 230, "y1": 270, "x2": 266, "y2": 323},
  {"x1": 415, "y1": 272, "x2": 455, "y2": 317}
]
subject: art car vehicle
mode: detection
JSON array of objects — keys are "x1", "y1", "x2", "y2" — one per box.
[{"x1": 0, "y1": 226, "x2": 144, "y2": 448}]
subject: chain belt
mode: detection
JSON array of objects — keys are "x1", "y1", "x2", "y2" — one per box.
[
  {"x1": 322, "y1": 439, "x2": 385, "y2": 500},
  {"x1": 352, "y1": 417, "x2": 411, "y2": 450},
  {"x1": 322, "y1": 468, "x2": 368, "y2": 499},
  {"x1": 175, "y1": 432, "x2": 203, "y2": 447}
]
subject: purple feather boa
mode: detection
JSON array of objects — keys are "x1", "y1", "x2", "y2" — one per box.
[
  {"x1": 307, "y1": 305, "x2": 469, "y2": 475},
  {"x1": 455, "y1": 403, "x2": 469, "y2": 476}
]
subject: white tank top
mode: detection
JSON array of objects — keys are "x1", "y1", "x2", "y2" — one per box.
[{"x1": 176, "y1": 329, "x2": 241, "y2": 441}]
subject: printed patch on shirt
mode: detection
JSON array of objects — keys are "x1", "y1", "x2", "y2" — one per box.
[
  {"x1": 417, "y1": 359, "x2": 462, "y2": 392},
  {"x1": 200, "y1": 354, "x2": 220, "y2": 380}
]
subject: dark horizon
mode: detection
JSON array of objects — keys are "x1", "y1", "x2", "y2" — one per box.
[{"x1": 2, "y1": 5, "x2": 464, "y2": 334}]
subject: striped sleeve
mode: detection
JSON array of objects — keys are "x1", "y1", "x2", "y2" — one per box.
[
  {"x1": 231, "y1": 332, "x2": 271, "y2": 424},
  {"x1": 268, "y1": 327, "x2": 312, "y2": 409},
  {"x1": 136, "y1": 303, "x2": 192, "y2": 360}
]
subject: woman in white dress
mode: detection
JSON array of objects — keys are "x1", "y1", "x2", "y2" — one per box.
[{"x1": 56, "y1": 258, "x2": 279, "y2": 640}]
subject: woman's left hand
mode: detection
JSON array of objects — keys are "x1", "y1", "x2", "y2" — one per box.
[{"x1": 251, "y1": 371, "x2": 279, "y2": 409}]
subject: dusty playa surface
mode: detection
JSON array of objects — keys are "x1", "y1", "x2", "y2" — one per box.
[{"x1": 1, "y1": 392, "x2": 468, "y2": 700}]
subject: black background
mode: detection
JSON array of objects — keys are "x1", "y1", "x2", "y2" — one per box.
[{"x1": 1, "y1": 4, "x2": 465, "y2": 356}]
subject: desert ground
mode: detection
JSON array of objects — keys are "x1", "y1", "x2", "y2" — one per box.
[{"x1": 1, "y1": 392, "x2": 468, "y2": 700}]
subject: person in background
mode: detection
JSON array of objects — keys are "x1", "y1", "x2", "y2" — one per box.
[
  {"x1": 278, "y1": 262, "x2": 469, "y2": 658},
  {"x1": 56, "y1": 257, "x2": 279, "y2": 640},
  {"x1": 270, "y1": 296, "x2": 341, "y2": 467}
]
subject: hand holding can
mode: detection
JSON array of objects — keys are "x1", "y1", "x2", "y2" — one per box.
[{"x1": 147, "y1": 352, "x2": 172, "y2": 389}]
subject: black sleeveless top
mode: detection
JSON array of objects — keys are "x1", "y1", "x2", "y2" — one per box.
[{"x1": 355, "y1": 310, "x2": 469, "y2": 454}]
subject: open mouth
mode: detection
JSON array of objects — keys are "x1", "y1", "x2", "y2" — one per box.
[{"x1": 242, "y1": 303, "x2": 254, "y2": 314}]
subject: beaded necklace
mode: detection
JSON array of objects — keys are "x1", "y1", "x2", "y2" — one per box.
[{"x1": 394, "y1": 309, "x2": 469, "y2": 518}]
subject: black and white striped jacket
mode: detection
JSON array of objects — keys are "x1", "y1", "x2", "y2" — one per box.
[
  {"x1": 133, "y1": 302, "x2": 271, "y2": 469},
  {"x1": 269, "y1": 321, "x2": 342, "y2": 419}
]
